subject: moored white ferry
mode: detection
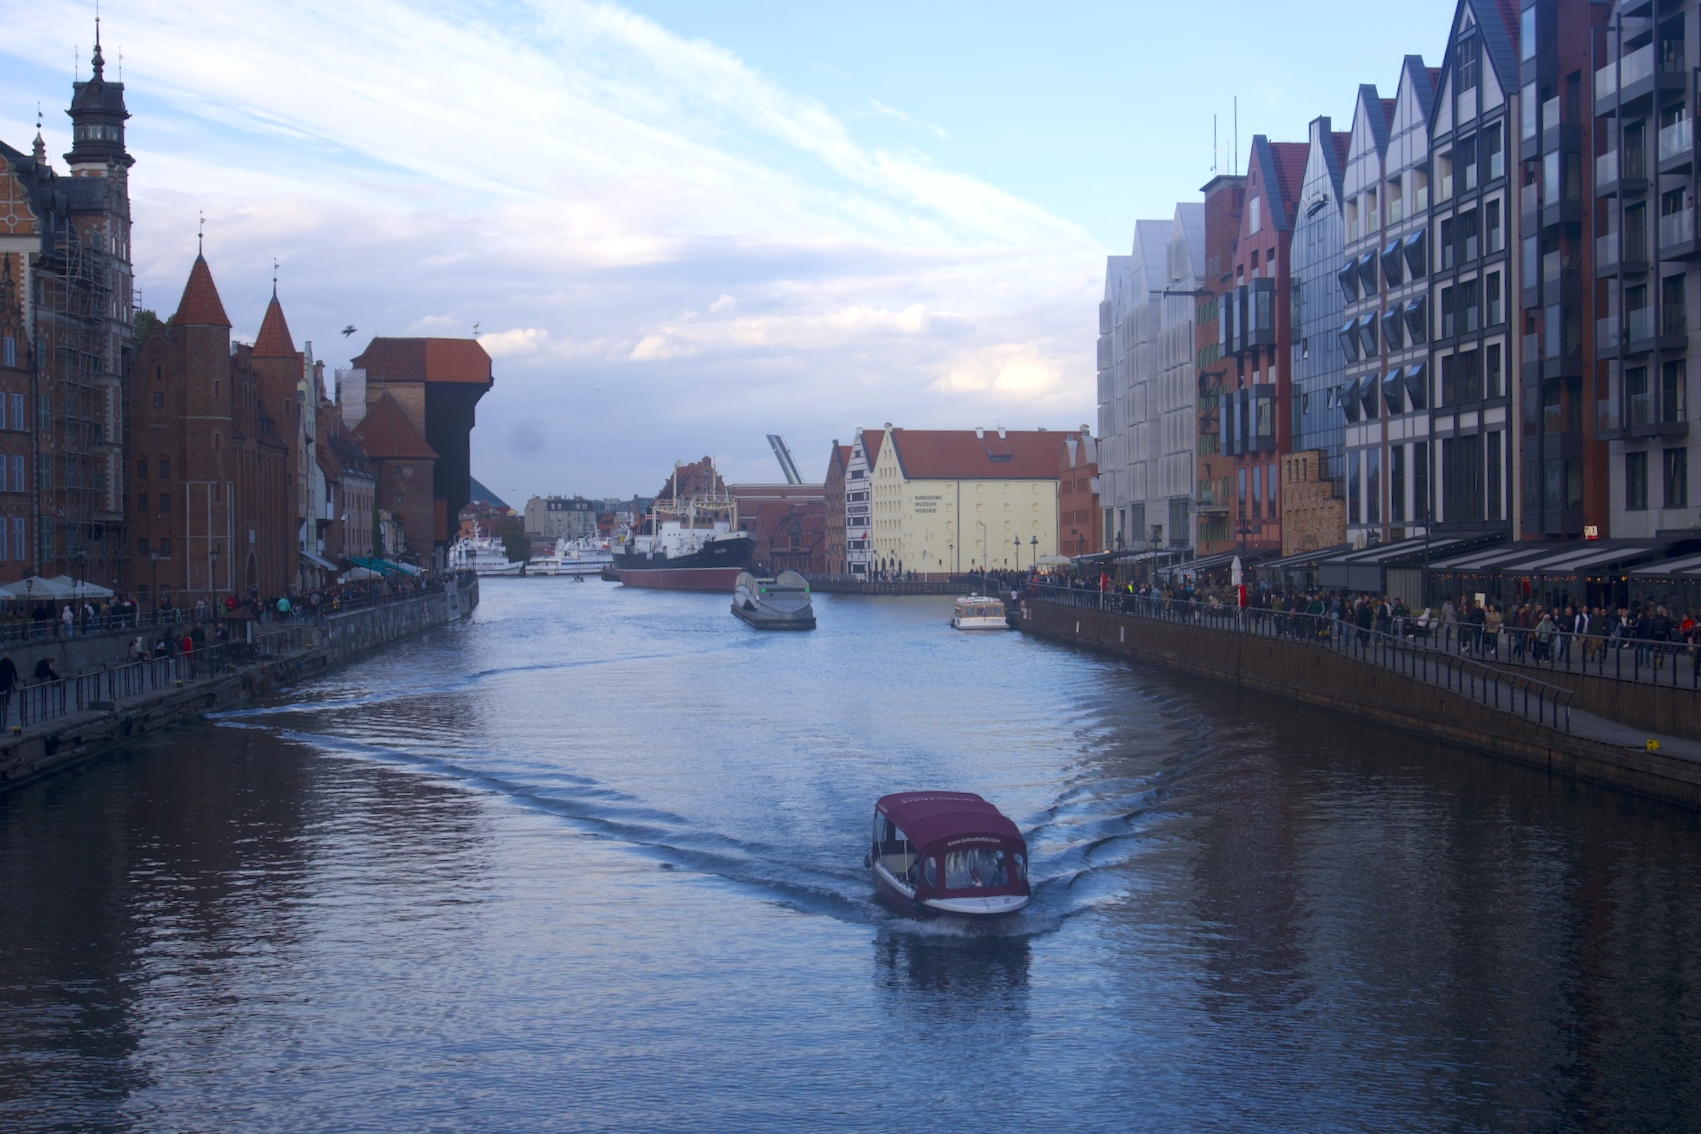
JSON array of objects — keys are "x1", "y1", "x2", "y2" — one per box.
[
  {"x1": 529, "y1": 538, "x2": 615, "y2": 577},
  {"x1": 952, "y1": 596, "x2": 1010, "y2": 630},
  {"x1": 446, "y1": 536, "x2": 524, "y2": 576}
]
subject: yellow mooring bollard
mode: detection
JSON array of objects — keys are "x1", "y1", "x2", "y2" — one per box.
[{"x1": 1647, "y1": 739, "x2": 1662, "y2": 752}]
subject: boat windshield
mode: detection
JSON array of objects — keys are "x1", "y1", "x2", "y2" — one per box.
[{"x1": 944, "y1": 847, "x2": 1012, "y2": 890}]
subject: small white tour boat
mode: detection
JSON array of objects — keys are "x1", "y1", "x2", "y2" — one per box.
[
  {"x1": 446, "y1": 536, "x2": 525, "y2": 577},
  {"x1": 952, "y1": 596, "x2": 1010, "y2": 631}
]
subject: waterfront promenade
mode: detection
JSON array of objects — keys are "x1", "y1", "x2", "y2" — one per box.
[
  {"x1": 1022, "y1": 585, "x2": 1701, "y2": 808},
  {"x1": 0, "y1": 575, "x2": 478, "y2": 793}
]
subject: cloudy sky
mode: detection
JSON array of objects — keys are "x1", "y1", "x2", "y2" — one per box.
[{"x1": 3, "y1": 0, "x2": 1451, "y2": 500}]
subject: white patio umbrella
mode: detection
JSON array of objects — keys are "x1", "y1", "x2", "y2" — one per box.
[{"x1": 49, "y1": 575, "x2": 114, "y2": 599}]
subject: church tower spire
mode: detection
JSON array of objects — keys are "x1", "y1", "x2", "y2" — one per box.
[{"x1": 65, "y1": 14, "x2": 132, "y2": 169}]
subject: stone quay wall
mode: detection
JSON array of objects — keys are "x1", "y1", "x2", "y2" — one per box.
[
  {"x1": 1020, "y1": 598, "x2": 1701, "y2": 811},
  {"x1": 0, "y1": 579, "x2": 479, "y2": 794}
]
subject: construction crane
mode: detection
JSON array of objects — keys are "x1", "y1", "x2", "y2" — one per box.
[{"x1": 766, "y1": 434, "x2": 803, "y2": 485}]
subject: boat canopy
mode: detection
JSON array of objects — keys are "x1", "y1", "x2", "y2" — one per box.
[{"x1": 875, "y1": 791, "x2": 1022, "y2": 854}]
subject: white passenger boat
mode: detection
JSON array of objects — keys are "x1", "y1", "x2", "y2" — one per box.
[
  {"x1": 529, "y1": 538, "x2": 615, "y2": 577},
  {"x1": 446, "y1": 536, "x2": 525, "y2": 576},
  {"x1": 952, "y1": 596, "x2": 1010, "y2": 630}
]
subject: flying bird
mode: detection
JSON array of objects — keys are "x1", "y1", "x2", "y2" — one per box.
[{"x1": 341, "y1": 325, "x2": 357, "y2": 338}]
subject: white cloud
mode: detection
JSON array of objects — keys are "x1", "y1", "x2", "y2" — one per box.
[
  {"x1": 869, "y1": 99, "x2": 950, "y2": 141},
  {"x1": 0, "y1": 0, "x2": 1101, "y2": 495}
]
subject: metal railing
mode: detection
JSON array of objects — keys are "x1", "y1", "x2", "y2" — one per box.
[{"x1": 1028, "y1": 587, "x2": 1574, "y2": 734}]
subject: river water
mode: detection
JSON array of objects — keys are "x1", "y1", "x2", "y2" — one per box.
[{"x1": 3, "y1": 580, "x2": 1700, "y2": 1133}]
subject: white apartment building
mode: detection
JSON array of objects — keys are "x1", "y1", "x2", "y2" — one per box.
[{"x1": 1095, "y1": 204, "x2": 1204, "y2": 551}]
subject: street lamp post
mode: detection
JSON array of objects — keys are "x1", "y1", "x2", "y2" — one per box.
[
  {"x1": 1029, "y1": 534, "x2": 1038, "y2": 571},
  {"x1": 975, "y1": 521, "x2": 986, "y2": 572}
]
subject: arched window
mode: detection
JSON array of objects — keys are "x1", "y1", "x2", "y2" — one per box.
[
  {"x1": 152, "y1": 392, "x2": 164, "y2": 410},
  {"x1": 158, "y1": 458, "x2": 170, "y2": 480},
  {"x1": 135, "y1": 457, "x2": 147, "y2": 480}
]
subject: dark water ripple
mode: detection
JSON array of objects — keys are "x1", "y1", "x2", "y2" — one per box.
[{"x1": 2, "y1": 581, "x2": 1700, "y2": 1133}]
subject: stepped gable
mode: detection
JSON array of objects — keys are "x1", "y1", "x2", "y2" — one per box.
[
  {"x1": 172, "y1": 254, "x2": 231, "y2": 327},
  {"x1": 252, "y1": 294, "x2": 298, "y2": 357},
  {"x1": 354, "y1": 392, "x2": 437, "y2": 460},
  {"x1": 884, "y1": 429, "x2": 1062, "y2": 480}
]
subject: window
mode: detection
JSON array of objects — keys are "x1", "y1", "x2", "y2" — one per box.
[
  {"x1": 1662, "y1": 359, "x2": 1687, "y2": 424},
  {"x1": 1459, "y1": 135, "x2": 1479, "y2": 193},
  {"x1": 138, "y1": 538, "x2": 149, "y2": 556},
  {"x1": 1627, "y1": 450, "x2": 1649, "y2": 510},
  {"x1": 158, "y1": 458, "x2": 170, "y2": 480},
  {"x1": 159, "y1": 538, "x2": 172, "y2": 557},
  {"x1": 158, "y1": 492, "x2": 171, "y2": 515},
  {"x1": 136, "y1": 493, "x2": 147, "y2": 514},
  {"x1": 1457, "y1": 34, "x2": 1479, "y2": 93},
  {"x1": 152, "y1": 392, "x2": 164, "y2": 410},
  {"x1": 1486, "y1": 199, "x2": 1503, "y2": 253},
  {"x1": 1441, "y1": 218, "x2": 1456, "y2": 270},
  {"x1": 1413, "y1": 167, "x2": 1430, "y2": 212},
  {"x1": 1487, "y1": 432, "x2": 1503, "y2": 520},
  {"x1": 1349, "y1": 454, "x2": 1361, "y2": 525},
  {"x1": 9, "y1": 456, "x2": 20, "y2": 492},
  {"x1": 1391, "y1": 445, "x2": 1407, "y2": 523},
  {"x1": 0, "y1": 457, "x2": 6, "y2": 492},
  {"x1": 9, "y1": 518, "x2": 20, "y2": 563},
  {"x1": 1486, "y1": 342, "x2": 1503, "y2": 398},
  {"x1": 1665, "y1": 448, "x2": 1689, "y2": 508},
  {"x1": 1, "y1": 336, "x2": 13, "y2": 368},
  {"x1": 1248, "y1": 196, "x2": 1262, "y2": 235},
  {"x1": 8, "y1": 394, "x2": 19, "y2": 430},
  {"x1": 136, "y1": 458, "x2": 147, "y2": 480},
  {"x1": 1522, "y1": 82, "x2": 1539, "y2": 140},
  {"x1": 1486, "y1": 271, "x2": 1503, "y2": 325},
  {"x1": 1484, "y1": 123, "x2": 1504, "y2": 182},
  {"x1": 1521, "y1": 6, "x2": 1536, "y2": 60},
  {"x1": 1366, "y1": 449, "x2": 1381, "y2": 524}
]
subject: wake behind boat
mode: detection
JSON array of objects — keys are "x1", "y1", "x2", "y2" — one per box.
[{"x1": 732, "y1": 570, "x2": 816, "y2": 630}]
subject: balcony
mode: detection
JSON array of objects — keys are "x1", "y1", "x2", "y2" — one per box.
[
  {"x1": 1662, "y1": 304, "x2": 1689, "y2": 350},
  {"x1": 1520, "y1": 181, "x2": 1541, "y2": 221},
  {"x1": 1595, "y1": 61, "x2": 1619, "y2": 109},
  {"x1": 1628, "y1": 306, "x2": 1656, "y2": 350},
  {"x1": 1597, "y1": 150, "x2": 1620, "y2": 191},
  {"x1": 1661, "y1": 207, "x2": 1701, "y2": 259},
  {"x1": 1659, "y1": 119, "x2": 1694, "y2": 169},
  {"x1": 1623, "y1": 227, "x2": 1651, "y2": 273},
  {"x1": 1597, "y1": 315, "x2": 1622, "y2": 356},
  {"x1": 1629, "y1": 390, "x2": 1653, "y2": 427},
  {"x1": 1597, "y1": 231, "x2": 1621, "y2": 276},
  {"x1": 1621, "y1": 44, "x2": 1656, "y2": 99},
  {"x1": 1598, "y1": 397, "x2": 1625, "y2": 439}
]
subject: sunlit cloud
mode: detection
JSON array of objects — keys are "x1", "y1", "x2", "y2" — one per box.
[{"x1": 0, "y1": 0, "x2": 1100, "y2": 492}]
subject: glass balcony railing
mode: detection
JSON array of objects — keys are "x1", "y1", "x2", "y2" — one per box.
[
  {"x1": 1622, "y1": 44, "x2": 1656, "y2": 87},
  {"x1": 1521, "y1": 182, "x2": 1540, "y2": 215},
  {"x1": 1596, "y1": 61, "x2": 1619, "y2": 101},
  {"x1": 1659, "y1": 119, "x2": 1693, "y2": 162},
  {"x1": 1524, "y1": 333, "x2": 1540, "y2": 365},
  {"x1": 1661, "y1": 208, "x2": 1695, "y2": 247},
  {"x1": 1630, "y1": 390, "x2": 1653, "y2": 426},
  {"x1": 1598, "y1": 231, "x2": 1621, "y2": 267},
  {"x1": 1387, "y1": 198, "x2": 1404, "y2": 225},
  {"x1": 1543, "y1": 97, "x2": 1562, "y2": 134},
  {"x1": 1598, "y1": 397, "x2": 1622, "y2": 432},
  {"x1": 1630, "y1": 307, "x2": 1656, "y2": 341},
  {"x1": 1598, "y1": 315, "x2": 1621, "y2": 350},
  {"x1": 1597, "y1": 150, "x2": 1620, "y2": 187}
]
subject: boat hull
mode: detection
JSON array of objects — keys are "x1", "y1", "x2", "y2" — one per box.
[
  {"x1": 618, "y1": 566, "x2": 746, "y2": 591},
  {"x1": 732, "y1": 603, "x2": 815, "y2": 630},
  {"x1": 870, "y1": 863, "x2": 1028, "y2": 920}
]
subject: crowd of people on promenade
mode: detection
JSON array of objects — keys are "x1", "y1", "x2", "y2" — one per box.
[
  {"x1": 0, "y1": 568, "x2": 475, "y2": 727},
  {"x1": 1022, "y1": 566, "x2": 1701, "y2": 677}
]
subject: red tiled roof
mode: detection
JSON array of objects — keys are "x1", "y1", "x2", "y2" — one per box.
[
  {"x1": 1381, "y1": 98, "x2": 1398, "y2": 125},
  {"x1": 1332, "y1": 130, "x2": 1351, "y2": 167},
  {"x1": 829, "y1": 443, "x2": 852, "y2": 472},
  {"x1": 885, "y1": 429, "x2": 1063, "y2": 480},
  {"x1": 351, "y1": 337, "x2": 492, "y2": 385},
  {"x1": 252, "y1": 295, "x2": 297, "y2": 358},
  {"x1": 353, "y1": 393, "x2": 437, "y2": 460},
  {"x1": 172, "y1": 254, "x2": 231, "y2": 328}
]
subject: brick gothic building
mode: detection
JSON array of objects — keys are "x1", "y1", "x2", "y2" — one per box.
[
  {"x1": 0, "y1": 32, "x2": 134, "y2": 587},
  {"x1": 346, "y1": 338, "x2": 493, "y2": 560},
  {"x1": 823, "y1": 440, "x2": 851, "y2": 573},
  {"x1": 1058, "y1": 427, "x2": 1101, "y2": 558},
  {"x1": 128, "y1": 254, "x2": 292, "y2": 603}
]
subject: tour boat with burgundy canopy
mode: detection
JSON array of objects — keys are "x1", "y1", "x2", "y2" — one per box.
[{"x1": 867, "y1": 791, "x2": 1031, "y2": 918}]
